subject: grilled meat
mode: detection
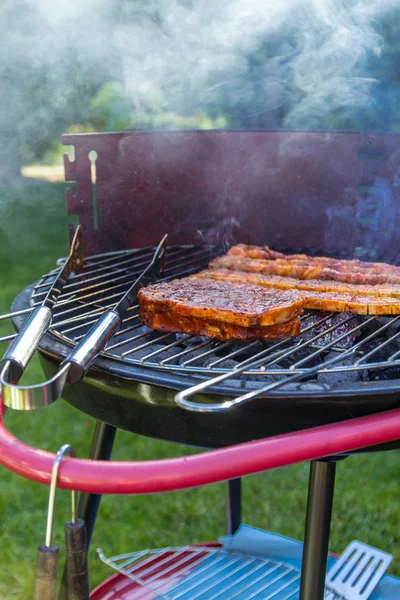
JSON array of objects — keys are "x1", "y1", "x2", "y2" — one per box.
[
  {"x1": 139, "y1": 244, "x2": 400, "y2": 342},
  {"x1": 193, "y1": 269, "x2": 400, "y2": 315},
  {"x1": 138, "y1": 278, "x2": 303, "y2": 341},
  {"x1": 140, "y1": 309, "x2": 301, "y2": 341},
  {"x1": 229, "y1": 244, "x2": 400, "y2": 274},
  {"x1": 211, "y1": 254, "x2": 400, "y2": 286}
]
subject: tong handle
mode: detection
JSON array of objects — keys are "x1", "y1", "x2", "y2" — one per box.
[
  {"x1": 0, "y1": 362, "x2": 70, "y2": 410},
  {"x1": 63, "y1": 311, "x2": 121, "y2": 384},
  {"x1": 1, "y1": 305, "x2": 52, "y2": 381},
  {"x1": 64, "y1": 519, "x2": 89, "y2": 600},
  {"x1": 0, "y1": 311, "x2": 121, "y2": 408},
  {"x1": 1, "y1": 236, "x2": 168, "y2": 409},
  {"x1": 33, "y1": 544, "x2": 60, "y2": 600},
  {"x1": 61, "y1": 234, "x2": 168, "y2": 384}
]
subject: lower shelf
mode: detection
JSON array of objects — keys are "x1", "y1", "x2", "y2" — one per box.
[{"x1": 90, "y1": 527, "x2": 400, "y2": 600}]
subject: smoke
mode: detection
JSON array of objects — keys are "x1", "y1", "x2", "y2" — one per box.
[
  {"x1": 110, "y1": 0, "x2": 398, "y2": 129},
  {"x1": 285, "y1": 0, "x2": 387, "y2": 128},
  {"x1": 0, "y1": 0, "x2": 399, "y2": 177}
]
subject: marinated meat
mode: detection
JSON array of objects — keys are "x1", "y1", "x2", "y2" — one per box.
[
  {"x1": 197, "y1": 268, "x2": 400, "y2": 299},
  {"x1": 211, "y1": 254, "x2": 400, "y2": 286},
  {"x1": 140, "y1": 309, "x2": 301, "y2": 341},
  {"x1": 138, "y1": 278, "x2": 304, "y2": 340},
  {"x1": 193, "y1": 269, "x2": 400, "y2": 315},
  {"x1": 138, "y1": 278, "x2": 303, "y2": 328},
  {"x1": 229, "y1": 244, "x2": 400, "y2": 274},
  {"x1": 139, "y1": 244, "x2": 400, "y2": 342}
]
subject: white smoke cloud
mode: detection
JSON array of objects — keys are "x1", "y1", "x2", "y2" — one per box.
[
  {"x1": 1, "y1": 0, "x2": 398, "y2": 170},
  {"x1": 109, "y1": 0, "x2": 398, "y2": 128}
]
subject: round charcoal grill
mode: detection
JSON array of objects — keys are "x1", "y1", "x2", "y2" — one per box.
[
  {"x1": 3, "y1": 130, "x2": 400, "y2": 600},
  {"x1": 6, "y1": 242, "x2": 400, "y2": 449}
]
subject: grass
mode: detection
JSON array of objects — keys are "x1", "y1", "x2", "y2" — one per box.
[{"x1": 0, "y1": 178, "x2": 399, "y2": 598}]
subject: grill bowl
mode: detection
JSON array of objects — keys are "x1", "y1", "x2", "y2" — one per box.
[{"x1": 11, "y1": 274, "x2": 400, "y2": 450}]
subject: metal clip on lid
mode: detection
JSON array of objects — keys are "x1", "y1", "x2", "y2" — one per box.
[{"x1": 1, "y1": 234, "x2": 168, "y2": 410}]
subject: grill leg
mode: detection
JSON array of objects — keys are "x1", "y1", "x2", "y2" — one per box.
[
  {"x1": 299, "y1": 460, "x2": 336, "y2": 600},
  {"x1": 227, "y1": 478, "x2": 241, "y2": 535},
  {"x1": 76, "y1": 420, "x2": 117, "y2": 546},
  {"x1": 58, "y1": 420, "x2": 116, "y2": 600}
]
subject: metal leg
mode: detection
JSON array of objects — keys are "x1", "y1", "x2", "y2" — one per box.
[
  {"x1": 227, "y1": 478, "x2": 241, "y2": 535},
  {"x1": 76, "y1": 420, "x2": 117, "y2": 547},
  {"x1": 299, "y1": 460, "x2": 336, "y2": 600},
  {"x1": 58, "y1": 420, "x2": 116, "y2": 600}
]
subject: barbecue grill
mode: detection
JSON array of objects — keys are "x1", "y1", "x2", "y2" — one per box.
[
  {"x1": 6, "y1": 242, "x2": 400, "y2": 448},
  {"x1": 1, "y1": 129, "x2": 400, "y2": 599}
]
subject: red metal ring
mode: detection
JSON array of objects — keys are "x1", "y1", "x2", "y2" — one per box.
[{"x1": 1, "y1": 399, "x2": 399, "y2": 495}]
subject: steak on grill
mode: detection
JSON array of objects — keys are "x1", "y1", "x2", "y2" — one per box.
[
  {"x1": 138, "y1": 278, "x2": 303, "y2": 341},
  {"x1": 140, "y1": 309, "x2": 301, "y2": 341}
]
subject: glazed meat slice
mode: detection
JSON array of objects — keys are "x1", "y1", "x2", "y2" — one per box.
[
  {"x1": 138, "y1": 277, "x2": 304, "y2": 329},
  {"x1": 193, "y1": 269, "x2": 400, "y2": 315},
  {"x1": 197, "y1": 268, "x2": 400, "y2": 299},
  {"x1": 140, "y1": 309, "x2": 301, "y2": 341},
  {"x1": 210, "y1": 255, "x2": 400, "y2": 286},
  {"x1": 229, "y1": 244, "x2": 400, "y2": 274}
]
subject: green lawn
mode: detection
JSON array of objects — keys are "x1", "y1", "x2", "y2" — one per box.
[{"x1": 0, "y1": 180, "x2": 399, "y2": 598}]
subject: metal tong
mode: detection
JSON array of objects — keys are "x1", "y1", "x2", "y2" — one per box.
[
  {"x1": 0, "y1": 234, "x2": 167, "y2": 410},
  {"x1": 0, "y1": 225, "x2": 84, "y2": 409}
]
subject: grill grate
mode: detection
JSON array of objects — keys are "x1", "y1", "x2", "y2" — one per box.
[
  {"x1": 3, "y1": 244, "x2": 400, "y2": 396},
  {"x1": 97, "y1": 546, "x2": 344, "y2": 600}
]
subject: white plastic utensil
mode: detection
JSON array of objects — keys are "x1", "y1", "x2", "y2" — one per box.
[{"x1": 325, "y1": 540, "x2": 393, "y2": 600}]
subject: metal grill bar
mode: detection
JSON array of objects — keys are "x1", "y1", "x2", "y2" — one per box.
[
  {"x1": 181, "y1": 342, "x2": 232, "y2": 367},
  {"x1": 138, "y1": 335, "x2": 193, "y2": 362},
  {"x1": 121, "y1": 332, "x2": 172, "y2": 357},
  {"x1": 98, "y1": 546, "x2": 343, "y2": 600},
  {"x1": 159, "y1": 340, "x2": 214, "y2": 366},
  {"x1": 0, "y1": 333, "x2": 17, "y2": 343},
  {"x1": 246, "y1": 567, "x2": 297, "y2": 599},
  {"x1": 205, "y1": 559, "x2": 277, "y2": 600},
  {"x1": 291, "y1": 316, "x2": 378, "y2": 370},
  {"x1": 130, "y1": 547, "x2": 201, "y2": 582},
  {"x1": 193, "y1": 312, "x2": 328, "y2": 374},
  {"x1": 158, "y1": 553, "x2": 231, "y2": 596},
  {"x1": 168, "y1": 555, "x2": 255, "y2": 598}
]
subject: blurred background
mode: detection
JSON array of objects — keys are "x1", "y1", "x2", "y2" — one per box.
[
  {"x1": 1, "y1": 0, "x2": 400, "y2": 182},
  {"x1": 1, "y1": 1, "x2": 400, "y2": 598}
]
